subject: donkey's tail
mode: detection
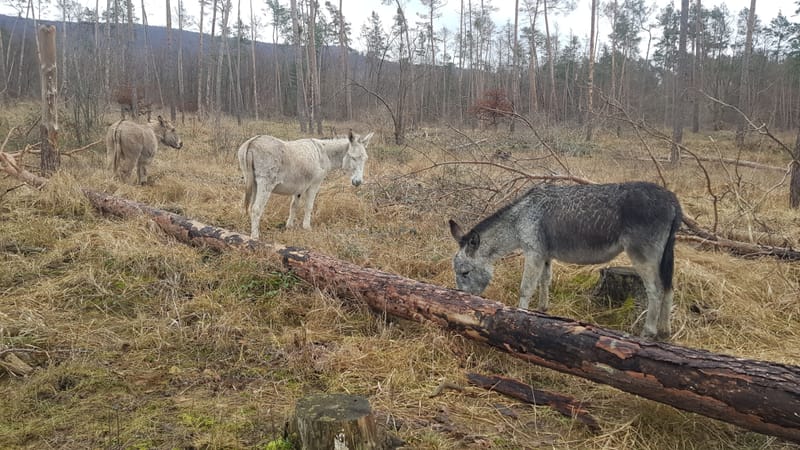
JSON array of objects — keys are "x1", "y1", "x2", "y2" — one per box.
[
  {"x1": 659, "y1": 203, "x2": 683, "y2": 291},
  {"x1": 111, "y1": 121, "x2": 123, "y2": 174},
  {"x1": 238, "y1": 136, "x2": 260, "y2": 214}
]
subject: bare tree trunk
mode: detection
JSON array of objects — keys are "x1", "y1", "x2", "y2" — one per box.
[
  {"x1": 104, "y1": 0, "x2": 111, "y2": 102},
  {"x1": 234, "y1": 0, "x2": 243, "y2": 124},
  {"x1": 735, "y1": 0, "x2": 756, "y2": 148},
  {"x1": 94, "y1": 0, "x2": 100, "y2": 57},
  {"x1": 60, "y1": 2, "x2": 67, "y2": 95},
  {"x1": 17, "y1": 1, "x2": 32, "y2": 97},
  {"x1": 126, "y1": 0, "x2": 138, "y2": 119},
  {"x1": 791, "y1": 128, "x2": 800, "y2": 209},
  {"x1": 37, "y1": 25, "x2": 59, "y2": 175},
  {"x1": 526, "y1": 0, "x2": 540, "y2": 115},
  {"x1": 510, "y1": 0, "x2": 519, "y2": 132},
  {"x1": 290, "y1": 0, "x2": 308, "y2": 132},
  {"x1": 691, "y1": 0, "x2": 702, "y2": 133},
  {"x1": 585, "y1": 0, "x2": 597, "y2": 141},
  {"x1": 166, "y1": 0, "x2": 176, "y2": 121},
  {"x1": 670, "y1": 0, "x2": 689, "y2": 166},
  {"x1": 249, "y1": 0, "x2": 259, "y2": 120},
  {"x1": 0, "y1": 15, "x2": 6, "y2": 101},
  {"x1": 141, "y1": 1, "x2": 162, "y2": 110},
  {"x1": 543, "y1": 0, "x2": 557, "y2": 119},
  {"x1": 177, "y1": 0, "x2": 186, "y2": 124},
  {"x1": 207, "y1": 0, "x2": 218, "y2": 115},
  {"x1": 214, "y1": 0, "x2": 230, "y2": 118},
  {"x1": 306, "y1": 0, "x2": 321, "y2": 134},
  {"x1": 197, "y1": 0, "x2": 205, "y2": 118},
  {"x1": 338, "y1": 0, "x2": 351, "y2": 121}
]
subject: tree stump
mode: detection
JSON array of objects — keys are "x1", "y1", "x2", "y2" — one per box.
[
  {"x1": 591, "y1": 266, "x2": 646, "y2": 308},
  {"x1": 289, "y1": 393, "x2": 383, "y2": 450}
]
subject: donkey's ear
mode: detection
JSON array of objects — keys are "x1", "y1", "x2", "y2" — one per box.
[
  {"x1": 157, "y1": 115, "x2": 165, "y2": 125},
  {"x1": 360, "y1": 132, "x2": 375, "y2": 146},
  {"x1": 348, "y1": 129, "x2": 355, "y2": 142},
  {"x1": 465, "y1": 232, "x2": 481, "y2": 255},
  {"x1": 448, "y1": 219, "x2": 464, "y2": 241}
]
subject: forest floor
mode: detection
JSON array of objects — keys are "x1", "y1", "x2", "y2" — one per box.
[{"x1": 1, "y1": 104, "x2": 799, "y2": 449}]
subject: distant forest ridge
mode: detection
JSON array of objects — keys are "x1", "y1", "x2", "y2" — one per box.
[{"x1": 0, "y1": 13, "x2": 288, "y2": 56}]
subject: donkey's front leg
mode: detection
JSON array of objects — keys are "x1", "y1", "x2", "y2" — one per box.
[
  {"x1": 301, "y1": 182, "x2": 323, "y2": 229},
  {"x1": 519, "y1": 255, "x2": 546, "y2": 310}
]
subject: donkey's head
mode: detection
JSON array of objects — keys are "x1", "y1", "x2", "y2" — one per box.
[
  {"x1": 342, "y1": 130, "x2": 373, "y2": 187},
  {"x1": 155, "y1": 115, "x2": 183, "y2": 149},
  {"x1": 449, "y1": 219, "x2": 494, "y2": 295}
]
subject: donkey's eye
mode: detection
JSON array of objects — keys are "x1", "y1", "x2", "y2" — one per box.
[{"x1": 459, "y1": 271, "x2": 470, "y2": 278}]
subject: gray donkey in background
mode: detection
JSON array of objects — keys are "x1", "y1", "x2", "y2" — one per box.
[{"x1": 448, "y1": 181, "x2": 683, "y2": 339}]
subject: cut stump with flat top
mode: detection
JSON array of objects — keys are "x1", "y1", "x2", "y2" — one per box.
[
  {"x1": 290, "y1": 393, "x2": 383, "y2": 450},
  {"x1": 592, "y1": 266, "x2": 646, "y2": 308}
]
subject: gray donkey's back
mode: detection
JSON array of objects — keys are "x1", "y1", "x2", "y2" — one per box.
[{"x1": 449, "y1": 181, "x2": 682, "y2": 339}]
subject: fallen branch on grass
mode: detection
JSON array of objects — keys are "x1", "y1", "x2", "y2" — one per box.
[{"x1": 466, "y1": 372, "x2": 600, "y2": 433}]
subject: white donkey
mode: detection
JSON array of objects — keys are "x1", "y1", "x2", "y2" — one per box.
[
  {"x1": 449, "y1": 181, "x2": 682, "y2": 340},
  {"x1": 237, "y1": 131, "x2": 374, "y2": 239}
]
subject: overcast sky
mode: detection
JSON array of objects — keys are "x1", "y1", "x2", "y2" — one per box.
[{"x1": 0, "y1": 0, "x2": 795, "y2": 53}]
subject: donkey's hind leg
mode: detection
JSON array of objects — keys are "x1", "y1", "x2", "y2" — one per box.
[
  {"x1": 250, "y1": 178, "x2": 275, "y2": 240},
  {"x1": 287, "y1": 193, "x2": 303, "y2": 228},
  {"x1": 657, "y1": 287, "x2": 674, "y2": 340},
  {"x1": 630, "y1": 257, "x2": 663, "y2": 339}
]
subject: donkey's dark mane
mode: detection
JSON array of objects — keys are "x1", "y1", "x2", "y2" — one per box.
[{"x1": 464, "y1": 184, "x2": 542, "y2": 242}]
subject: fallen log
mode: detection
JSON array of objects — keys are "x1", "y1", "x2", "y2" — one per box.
[{"x1": 76, "y1": 191, "x2": 800, "y2": 443}]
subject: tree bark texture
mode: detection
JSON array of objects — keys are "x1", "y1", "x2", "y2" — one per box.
[
  {"x1": 791, "y1": 128, "x2": 800, "y2": 209},
  {"x1": 37, "y1": 25, "x2": 59, "y2": 176},
  {"x1": 289, "y1": 393, "x2": 383, "y2": 450},
  {"x1": 34, "y1": 190, "x2": 800, "y2": 443}
]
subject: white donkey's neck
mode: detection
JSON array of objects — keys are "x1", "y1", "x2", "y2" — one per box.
[{"x1": 313, "y1": 138, "x2": 350, "y2": 169}]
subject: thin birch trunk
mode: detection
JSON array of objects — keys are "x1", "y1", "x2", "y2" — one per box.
[
  {"x1": 177, "y1": 0, "x2": 186, "y2": 124},
  {"x1": 735, "y1": 0, "x2": 756, "y2": 148},
  {"x1": 197, "y1": 0, "x2": 205, "y2": 118},
  {"x1": 338, "y1": 0, "x2": 351, "y2": 121},
  {"x1": 249, "y1": 0, "x2": 259, "y2": 120},
  {"x1": 585, "y1": 0, "x2": 597, "y2": 141},
  {"x1": 290, "y1": 0, "x2": 308, "y2": 132},
  {"x1": 166, "y1": 0, "x2": 176, "y2": 121}
]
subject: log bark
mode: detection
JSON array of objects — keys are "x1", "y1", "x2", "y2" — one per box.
[
  {"x1": 289, "y1": 393, "x2": 384, "y2": 450},
  {"x1": 466, "y1": 373, "x2": 600, "y2": 433},
  {"x1": 7, "y1": 185, "x2": 800, "y2": 443},
  {"x1": 276, "y1": 247, "x2": 800, "y2": 443}
]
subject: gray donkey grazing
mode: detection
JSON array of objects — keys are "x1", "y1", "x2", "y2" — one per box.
[{"x1": 448, "y1": 181, "x2": 682, "y2": 339}]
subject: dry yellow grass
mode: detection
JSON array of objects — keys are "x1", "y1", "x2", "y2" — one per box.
[{"x1": 1, "y1": 103, "x2": 799, "y2": 449}]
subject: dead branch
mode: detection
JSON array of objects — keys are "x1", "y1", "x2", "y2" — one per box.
[
  {"x1": 466, "y1": 372, "x2": 600, "y2": 433},
  {"x1": 61, "y1": 139, "x2": 102, "y2": 157},
  {"x1": 510, "y1": 111, "x2": 572, "y2": 175},
  {"x1": 700, "y1": 91, "x2": 794, "y2": 158},
  {"x1": 635, "y1": 156, "x2": 785, "y2": 172},
  {"x1": 447, "y1": 138, "x2": 489, "y2": 151}
]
